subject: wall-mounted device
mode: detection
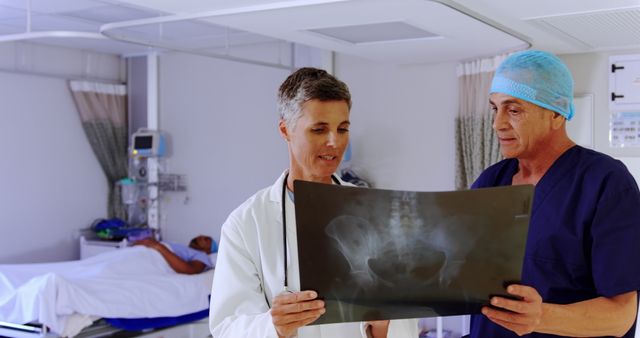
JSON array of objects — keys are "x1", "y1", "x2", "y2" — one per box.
[
  {"x1": 131, "y1": 128, "x2": 166, "y2": 157},
  {"x1": 609, "y1": 54, "x2": 640, "y2": 111}
]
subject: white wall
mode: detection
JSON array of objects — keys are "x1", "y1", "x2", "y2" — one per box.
[
  {"x1": 560, "y1": 49, "x2": 640, "y2": 158},
  {"x1": 0, "y1": 42, "x2": 122, "y2": 263},
  {"x1": 157, "y1": 51, "x2": 459, "y2": 246},
  {"x1": 335, "y1": 53, "x2": 458, "y2": 191},
  {"x1": 158, "y1": 52, "x2": 290, "y2": 245},
  {"x1": 560, "y1": 49, "x2": 640, "y2": 184}
]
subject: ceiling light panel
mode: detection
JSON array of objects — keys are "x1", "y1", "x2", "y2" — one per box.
[{"x1": 308, "y1": 21, "x2": 439, "y2": 44}]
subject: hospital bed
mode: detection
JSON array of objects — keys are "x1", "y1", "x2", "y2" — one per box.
[
  {"x1": 0, "y1": 246, "x2": 214, "y2": 338},
  {"x1": 0, "y1": 318, "x2": 211, "y2": 338}
]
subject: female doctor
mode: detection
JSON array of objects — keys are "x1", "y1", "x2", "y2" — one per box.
[{"x1": 209, "y1": 68, "x2": 419, "y2": 338}]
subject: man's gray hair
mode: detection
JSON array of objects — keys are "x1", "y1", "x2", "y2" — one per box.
[{"x1": 277, "y1": 67, "x2": 351, "y2": 129}]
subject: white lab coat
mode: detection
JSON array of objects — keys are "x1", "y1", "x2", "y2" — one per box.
[{"x1": 210, "y1": 171, "x2": 419, "y2": 338}]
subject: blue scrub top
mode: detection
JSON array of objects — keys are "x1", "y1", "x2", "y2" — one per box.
[
  {"x1": 165, "y1": 242, "x2": 213, "y2": 270},
  {"x1": 470, "y1": 146, "x2": 640, "y2": 338}
]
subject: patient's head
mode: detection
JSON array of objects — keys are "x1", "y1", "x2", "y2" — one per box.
[{"x1": 189, "y1": 235, "x2": 213, "y2": 254}]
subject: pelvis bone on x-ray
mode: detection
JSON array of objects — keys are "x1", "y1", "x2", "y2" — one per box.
[{"x1": 294, "y1": 181, "x2": 532, "y2": 325}]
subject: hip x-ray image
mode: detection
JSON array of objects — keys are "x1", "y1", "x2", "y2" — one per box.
[{"x1": 294, "y1": 181, "x2": 533, "y2": 325}]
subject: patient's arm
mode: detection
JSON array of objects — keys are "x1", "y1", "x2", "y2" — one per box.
[
  {"x1": 134, "y1": 239, "x2": 206, "y2": 275},
  {"x1": 366, "y1": 320, "x2": 390, "y2": 338}
]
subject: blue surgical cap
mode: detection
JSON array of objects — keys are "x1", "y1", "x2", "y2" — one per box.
[{"x1": 490, "y1": 50, "x2": 575, "y2": 120}]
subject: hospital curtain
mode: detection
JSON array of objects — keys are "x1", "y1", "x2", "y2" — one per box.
[
  {"x1": 69, "y1": 81, "x2": 128, "y2": 219},
  {"x1": 455, "y1": 54, "x2": 507, "y2": 189}
]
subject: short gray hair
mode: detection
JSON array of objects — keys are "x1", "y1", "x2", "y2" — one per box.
[{"x1": 277, "y1": 67, "x2": 351, "y2": 129}]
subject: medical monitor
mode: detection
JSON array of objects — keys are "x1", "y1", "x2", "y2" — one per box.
[
  {"x1": 134, "y1": 135, "x2": 153, "y2": 150},
  {"x1": 131, "y1": 129, "x2": 166, "y2": 157},
  {"x1": 294, "y1": 181, "x2": 533, "y2": 325}
]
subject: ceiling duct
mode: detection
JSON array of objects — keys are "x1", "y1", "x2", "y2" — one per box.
[{"x1": 526, "y1": 6, "x2": 640, "y2": 51}]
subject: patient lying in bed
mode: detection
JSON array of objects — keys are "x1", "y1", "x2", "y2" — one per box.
[
  {"x1": 0, "y1": 237, "x2": 215, "y2": 337},
  {"x1": 134, "y1": 235, "x2": 214, "y2": 275}
]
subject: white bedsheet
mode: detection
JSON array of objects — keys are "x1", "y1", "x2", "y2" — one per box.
[{"x1": 0, "y1": 246, "x2": 213, "y2": 337}]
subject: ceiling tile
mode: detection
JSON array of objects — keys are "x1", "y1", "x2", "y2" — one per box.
[
  {"x1": 177, "y1": 30, "x2": 278, "y2": 50},
  {"x1": 63, "y1": 4, "x2": 161, "y2": 24},
  {"x1": 1, "y1": 13, "x2": 100, "y2": 31},
  {"x1": 0, "y1": 0, "x2": 106, "y2": 14},
  {"x1": 156, "y1": 20, "x2": 228, "y2": 40},
  {"x1": 0, "y1": 22, "x2": 22, "y2": 34},
  {"x1": 29, "y1": 36, "x2": 154, "y2": 55},
  {"x1": 308, "y1": 21, "x2": 439, "y2": 44},
  {"x1": 0, "y1": 5, "x2": 25, "y2": 20},
  {"x1": 527, "y1": 7, "x2": 640, "y2": 50}
]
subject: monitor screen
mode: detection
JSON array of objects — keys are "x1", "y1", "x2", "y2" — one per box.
[{"x1": 134, "y1": 136, "x2": 153, "y2": 150}]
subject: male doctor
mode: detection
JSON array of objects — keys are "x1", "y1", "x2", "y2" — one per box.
[
  {"x1": 209, "y1": 67, "x2": 419, "y2": 338},
  {"x1": 470, "y1": 50, "x2": 640, "y2": 337}
]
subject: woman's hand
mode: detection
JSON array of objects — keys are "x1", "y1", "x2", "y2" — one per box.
[{"x1": 271, "y1": 291, "x2": 325, "y2": 338}]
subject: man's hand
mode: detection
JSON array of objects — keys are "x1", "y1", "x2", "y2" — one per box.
[
  {"x1": 481, "y1": 284, "x2": 543, "y2": 336},
  {"x1": 271, "y1": 291, "x2": 325, "y2": 338}
]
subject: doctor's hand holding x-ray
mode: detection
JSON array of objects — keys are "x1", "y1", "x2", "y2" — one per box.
[
  {"x1": 209, "y1": 68, "x2": 418, "y2": 338},
  {"x1": 271, "y1": 290, "x2": 325, "y2": 337}
]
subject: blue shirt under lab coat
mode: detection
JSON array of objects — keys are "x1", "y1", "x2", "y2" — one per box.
[{"x1": 470, "y1": 146, "x2": 640, "y2": 338}]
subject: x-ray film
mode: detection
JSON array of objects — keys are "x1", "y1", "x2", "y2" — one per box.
[{"x1": 294, "y1": 181, "x2": 533, "y2": 325}]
